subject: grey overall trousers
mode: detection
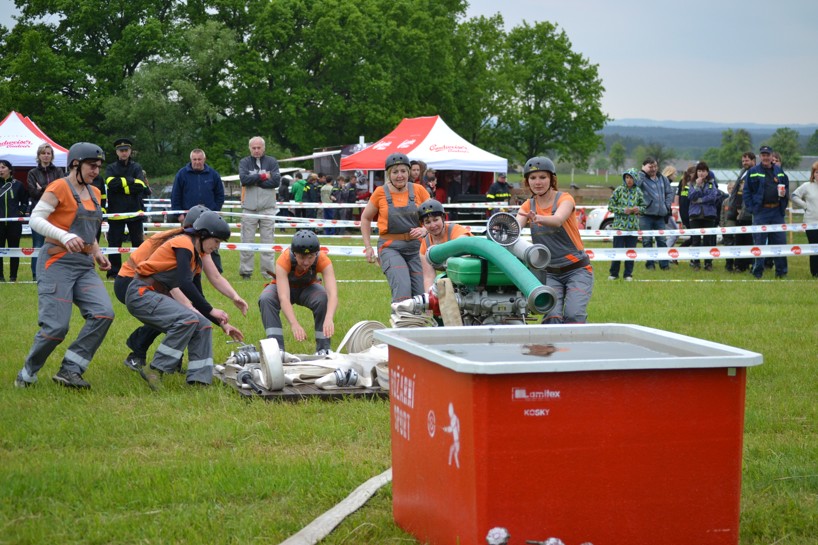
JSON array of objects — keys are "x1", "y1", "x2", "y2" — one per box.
[
  {"x1": 378, "y1": 182, "x2": 423, "y2": 302},
  {"x1": 125, "y1": 262, "x2": 214, "y2": 385},
  {"x1": 21, "y1": 181, "x2": 114, "y2": 382}
]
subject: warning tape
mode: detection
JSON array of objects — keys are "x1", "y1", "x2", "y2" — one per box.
[{"x1": 1, "y1": 243, "x2": 815, "y2": 261}]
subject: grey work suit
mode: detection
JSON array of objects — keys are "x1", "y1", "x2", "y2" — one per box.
[
  {"x1": 377, "y1": 182, "x2": 424, "y2": 303},
  {"x1": 529, "y1": 193, "x2": 594, "y2": 324},
  {"x1": 259, "y1": 283, "x2": 330, "y2": 354},
  {"x1": 20, "y1": 181, "x2": 114, "y2": 383},
  {"x1": 124, "y1": 250, "x2": 214, "y2": 384}
]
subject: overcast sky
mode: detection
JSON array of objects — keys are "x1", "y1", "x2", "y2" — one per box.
[
  {"x1": 465, "y1": 0, "x2": 818, "y2": 125},
  {"x1": 3, "y1": 0, "x2": 816, "y2": 126}
]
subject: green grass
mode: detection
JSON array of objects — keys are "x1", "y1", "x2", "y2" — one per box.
[{"x1": 1, "y1": 241, "x2": 817, "y2": 544}]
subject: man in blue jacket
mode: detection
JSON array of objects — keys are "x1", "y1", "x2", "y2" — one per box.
[
  {"x1": 743, "y1": 145, "x2": 788, "y2": 279},
  {"x1": 171, "y1": 148, "x2": 226, "y2": 270}
]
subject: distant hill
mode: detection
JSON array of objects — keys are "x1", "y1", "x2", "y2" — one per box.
[
  {"x1": 608, "y1": 118, "x2": 818, "y2": 131},
  {"x1": 600, "y1": 120, "x2": 818, "y2": 159}
]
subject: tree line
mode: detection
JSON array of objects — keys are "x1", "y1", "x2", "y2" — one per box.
[
  {"x1": 601, "y1": 126, "x2": 817, "y2": 173},
  {"x1": 0, "y1": 0, "x2": 607, "y2": 177}
]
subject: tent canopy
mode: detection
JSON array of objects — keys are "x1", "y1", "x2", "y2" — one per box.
[
  {"x1": 340, "y1": 116, "x2": 507, "y2": 173},
  {"x1": 0, "y1": 111, "x2": 68, "y2": 168}
]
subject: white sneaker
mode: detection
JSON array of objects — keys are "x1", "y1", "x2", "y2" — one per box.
[
  {"x1": 608, "y1": 275, "x2": 618, "y2": 280},
  {"x1": 625, "y1": 276, "x2": 633, "y2": 282}
]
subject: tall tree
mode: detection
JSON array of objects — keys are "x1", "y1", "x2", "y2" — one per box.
[
  {"x1": 100, "y1": 22, "x2": 238, "y2": 175},
  {"x1": 448, "y1": 14, "x2": 507, "y2": 149},
  {"x1": 765, "y1": 128, "x2": 801, "y2": 169},
  {"x1": 0, "y1": 0, "x2": 179, "y2": 143},
  {"x1": 493, "y1": 21, "x2": 608, "y2": 166}
]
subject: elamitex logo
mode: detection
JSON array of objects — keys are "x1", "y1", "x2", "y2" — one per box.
[{"x1": 512, "y1": 387, "x2": 561, "y2": 401}]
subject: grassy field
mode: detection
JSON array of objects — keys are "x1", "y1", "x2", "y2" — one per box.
[{"x1": 1, "y1": 237, "x2": 816, "y2": 544}]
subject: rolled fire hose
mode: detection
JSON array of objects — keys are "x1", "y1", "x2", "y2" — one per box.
[
  {"x1": 427, "y1": 236, "x2": 557, "y2": 315},
  {"x1": 335, "y1": 320, "x2": 387, "y2": 353}
]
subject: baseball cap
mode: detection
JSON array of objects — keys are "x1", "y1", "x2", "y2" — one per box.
[
  {"x1": 759, "y1": 145, "x2": 773, "y2": 154},
  {"x1": 498, "y1": 173, "x2": 507, "y2": 178}
]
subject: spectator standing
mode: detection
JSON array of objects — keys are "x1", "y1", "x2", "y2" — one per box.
[
  {"x1": 25, "y1": 143, "x2": 65, "y2": 280},
  {"x1": 662, "y1": 166, "x2": 680, "y2": 248},
  {"x1": 238, "y1": 136, "x2": 280, "y2": 280},
  {"x1": 302, "y1": 173, "x2": 321, "y2": 219},
  {"x1": 486, "y1": 172, "x2": 513, "y2": 216},
  {"x1": 171, "y1": 149, "x2": 226, "y2": 271},
  {"x1": 724, "y1": 152, "x2": 756, "y2": 273},
  {"x1": 516, "y1": 156, "x2": 593, "y2": 324},
  {"x1": 336, "y1": 176, "x2": 357, "y2": 234},
  {"x1": 0, "y1": 159, "x2": 28, "y2": 282},
  {"x1": 259, "y1": 230, "x2": 337, "y2": 356},
  {"x1": 410, "y1": 160, "x2": 427, "y2": 186},
  {"x1": 766, "y1": 152, "x2": 789, "y2": 271},
  {"x1": 320, "y1": 175, "x2": 338, "y2": 235},
  {"x1": 355, "y1": 174, "x2": 371, "y2": 202},
  {"x1": 636, "y1": 157, "x2": 673, "y2": 271},
  {"x1": 744, "y1": 145, "x2": 789, "y2": 279},
  {"x1": 791, "y1": 161, "x2": 818, "y2": 277},
  {"x1": 607, "y1": 169, "x2": 645, "y2": 281},
  {"x1": 425, "y1": 168, "x2": 447, "y2": 203},
  {"x1": 105, "y1": 138, "x2": 151, "y2": 278},
  {"x1": 687, "y1": 161, "x2": 721, "y2": 271},
  {"x1": 675, "y1": 165, "x2": 694, "y2": 229},
  {"x1": 278, "y1": 174, "x2": 292, "y2": 203},
  {"x1": 15, "y1": 143, "x2": 114, "y2": 389},
  {"x1": 290, "y1": 172, "x2": 306, "y2": 218},
  {"x1": 360, "y1": 153, "x2": 430, "y2": 303}
]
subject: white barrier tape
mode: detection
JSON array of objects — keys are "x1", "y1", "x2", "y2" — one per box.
[
  {"x1": 2, "y1": 243, "x2": 816, "y2": 261},
  {"x1": 585, "y1": 243, "x2": 818, "y2": 262},
  {"x1": 581, "y1": 222, "x2": 817, "y2": 237},
  {"x1": 0, "y1": 210, "x2": 189, "y2": 223}
]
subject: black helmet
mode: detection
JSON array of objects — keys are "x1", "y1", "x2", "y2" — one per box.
[
  {"x1": 418, "y1": 198, "x2": 445, "y2": 223},
  {"x1": 385, "y1": 153, "x2": 411, "y2": 171},
  {"x1": 192, "y1": 211, "x2": 231, "y2": 241},
  {"x1": 183, "y1": 205, "x2": 211, "y2": 228},
  {"x1": 523, "y1": 156, "x2": 556, "y2": 176},
  {"x1": 291, "y1": 230, "x2": 320, "y2": 254},
  {"x1": 67, "y1": 142, "x2": 105, "y2": 169}
]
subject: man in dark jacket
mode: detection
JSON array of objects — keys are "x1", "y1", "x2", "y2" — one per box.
[
  {"x1": 104, "y1": 138, "x2": 150, "y2": 278},
  {"x1": 744, "y1": 145, "x2": 788, "y2": 279},
  {"x1": 172, "y1": 148, "x2": 226, "y2": 271},
  {"x1": 486, "y1": 172, "x2": 512, "y2": 216}
]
